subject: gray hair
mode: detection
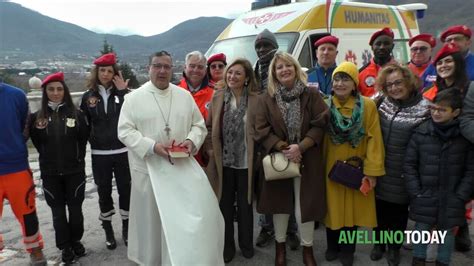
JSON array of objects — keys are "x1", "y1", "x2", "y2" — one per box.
[{"x1": 185, "y1": 51, "x2": 206, "y2": 65}]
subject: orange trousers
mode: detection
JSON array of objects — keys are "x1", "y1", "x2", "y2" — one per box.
[{"x1": 0, "y1": 169, "x2": 43, "y2": 252}]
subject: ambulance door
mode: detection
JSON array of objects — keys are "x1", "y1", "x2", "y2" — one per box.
[{"x1": 295, "y1": 32, "x2": 330, "y2": 70}]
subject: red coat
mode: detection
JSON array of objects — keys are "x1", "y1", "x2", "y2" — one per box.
[
  {"x1": 178, "y1": 78, "x2": 214, "y2": 120},
  {"x1": 358, "y1": 58, "x2": 397, "y2": 97},
  {"x1": 177, "y1": 78, "x2": 214, "y2": 166},
  {"x1": 407, "y1": 61, "x2": 430, "y2": 78},
  {"x1": 422, "y1": 84, "x2": 438, "y2": 101}
]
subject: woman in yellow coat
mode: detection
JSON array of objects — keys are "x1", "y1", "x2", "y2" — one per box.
[{"x1": 323, "y1": 62, "x2": 385, "y2": 266}]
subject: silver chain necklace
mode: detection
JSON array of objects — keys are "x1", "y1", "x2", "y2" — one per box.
[{"x1": 152, "y1": 90, "x2": 173, "y2": 139}]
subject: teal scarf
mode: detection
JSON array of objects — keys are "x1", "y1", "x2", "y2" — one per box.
[{"x1": 328, "y1": 94, "x2": 365, "y2": 147}]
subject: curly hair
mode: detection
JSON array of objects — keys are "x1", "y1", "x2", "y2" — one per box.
[{"x1": 375, "y1": 64, "x2": 419, "y2": 95}]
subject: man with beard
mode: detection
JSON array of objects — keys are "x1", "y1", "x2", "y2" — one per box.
[
  {"x1": 359, "y1": 27, "x2": 397, "y2": 97},
  {"x1": 253, "y1": 29, "x2": 300, "y2": 250}
]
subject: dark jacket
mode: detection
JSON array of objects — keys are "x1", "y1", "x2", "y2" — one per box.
[
  {"x1": 30, "y1": 105, "x2": 89, "y2": 176},
  {"x1": 404, "y1": 120, "x2": 474, "y2": 229},
  {"x1": 460, "y1": 83, "x2": 474, "y2": 143},
  {"x1": 80, "y1": 87, "x2": 129, "y2": 150},
  {"x1": 254, "y1": 88, "x2": 329, "y2": 223},
  {"x1": 376, "y1": 93, "x2": 430, "y2": 204}
]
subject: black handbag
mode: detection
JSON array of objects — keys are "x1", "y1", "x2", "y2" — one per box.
[{"x1": 328, "y1": 156, "x2": 364, "y2": 190}]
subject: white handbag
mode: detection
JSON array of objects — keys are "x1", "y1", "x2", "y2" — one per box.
[{"x1": 262, "y1": 152, "x2": 301, "y2": 181}]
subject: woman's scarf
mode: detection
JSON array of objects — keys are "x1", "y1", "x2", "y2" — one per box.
[
  {"x1": 222, "y1": 87, "x2": 248, "y2": 167},
  {"x1": 328, "y1": 94, "x2": 365, "y2": 147},
  {"x1": 274, "y1": 80, "x2": 305, "y2": 144}
]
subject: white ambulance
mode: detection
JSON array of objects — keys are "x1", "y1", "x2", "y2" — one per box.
[{"x1": 206, "y1": 0, "x2": 427, "y2": 69}]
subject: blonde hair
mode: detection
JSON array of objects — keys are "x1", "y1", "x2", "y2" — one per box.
[
  {"x1": 267, "y1": 51, "x2": 307, "y2": 97},
  {"x1": 375, "y1": 64, "x2": 419, "y2": 95}
]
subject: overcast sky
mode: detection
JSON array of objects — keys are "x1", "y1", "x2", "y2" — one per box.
[{"x1": 10, "y1": 0, "x2": 254, "y2": 36}]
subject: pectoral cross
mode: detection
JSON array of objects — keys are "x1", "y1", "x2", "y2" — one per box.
[{"x1": 164, "y1": 125, "x2": 171, "y2": 138}]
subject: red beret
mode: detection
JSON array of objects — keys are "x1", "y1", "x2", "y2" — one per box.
[
  {"x1": 441, "y1": 25, "x2": 472, "y2": 42},
  {"x1": 41, "y1": 72, "x2": 64, "y2": 87},
  {"x1": 94, "y1": 53, "x2": 116, "y2": 66},
  {"x1": 314, "y1": 35, "x2": 339, "y2": 48},
  {"x1": 369, "y1": 27, "x2": 394, "y2": 45},
  {"x1": 433, "y1": 43, "x2": 460, "y2": 63},
  {"x1": 207, "y1": 53, "x2": 227, "y2": 65},
  {"x1": 409, "y1": 33, "x2": 436, "y2": 48}
]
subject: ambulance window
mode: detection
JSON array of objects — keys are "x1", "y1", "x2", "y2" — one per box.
[
  {"x1": 206, "y1": 33, "x2": 298, "y2": 66},
  {"x1": 298, "y1": 39, "x2": 312, "y2": 69},
  {"x1": 392, "y1": 40, "x2": 410, "y2": 64}
]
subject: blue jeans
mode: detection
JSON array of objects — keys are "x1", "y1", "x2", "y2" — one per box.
[
  {"x1": 258, "y1": 213, "x2": 298, "y2": 234},
  {"x1": 412, "y1": 222, "x2": 455, "y2": 265}
]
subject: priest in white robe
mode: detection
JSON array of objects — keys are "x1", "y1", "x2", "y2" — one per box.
[{"x1": 117, "y1": 50, "x2": 224, "y2": 265}]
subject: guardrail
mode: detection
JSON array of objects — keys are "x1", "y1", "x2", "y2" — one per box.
[{"x1": 27, "y1": 91, "x2": 84, "y2": 113}]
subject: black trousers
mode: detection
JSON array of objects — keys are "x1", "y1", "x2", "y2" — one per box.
[
  {"x1": 220, "y1": 167, "x2": 253, "y2": 253},
  {"x1": 42, "y1": 171, "x2": 86, "y2": 249},
  {"x1": 326, "y1": 227, "x2": 357, "y2": 255},
  {"x1": 91, "y1": 152, "x2": 131, "y2": 221},
  {"x1": 373, "y1": 198, "x2": 409, "y2": 250}
]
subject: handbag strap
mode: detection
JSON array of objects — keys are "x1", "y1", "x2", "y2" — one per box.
[
  {"x1": 344, "y1": 156, "x2": 363, "y2": 169},
  {"x1": 271, "y1": 153, "x2": 291, "y2": 172}
]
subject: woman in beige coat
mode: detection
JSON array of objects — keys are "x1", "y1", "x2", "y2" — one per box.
[
  {"x1": 204, "y1": 58, "x2": 258, "y2": 263},
  {"x1": 254, "y1": 51, "x2": 329, "y2": 266}
]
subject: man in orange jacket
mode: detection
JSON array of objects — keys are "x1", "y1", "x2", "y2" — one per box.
[
  {"x1": 358, "y1": 27, "x2": 397, "y2": 97},
  {"x1": 177, "y1": 51, "x2": 214, "y2": 166},
  {"x1": 407, "y1": 33, "x2": 436, "y2": 78}
]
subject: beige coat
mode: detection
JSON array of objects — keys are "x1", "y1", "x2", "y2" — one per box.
[{"x1": 204, "y1": 89, "x2": 258, "y2": 204}]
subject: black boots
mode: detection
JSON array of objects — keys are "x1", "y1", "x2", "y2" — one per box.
[
  {"x1": 102, "y1": 220, "x2": 117, "y2": 250},
  {"x1": 61, "y1": 246, "x2": 75, "y2": 264},
  {"x1": 370, "y1": 244, "x2": 385, "y2": 261},
  {"x1": 122, "y1": 219, "x2": 129, "y2": 246},
  {"x1": 71, "y1": 241, "x2": 86, "y2": 257},
  {"x1": 455, "y1": 223, "x2": 472, "y2": 252}
]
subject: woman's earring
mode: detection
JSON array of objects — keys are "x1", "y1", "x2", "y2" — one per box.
[{"x1": 244, "y1": 80, "x2": 249, "y2": 86}]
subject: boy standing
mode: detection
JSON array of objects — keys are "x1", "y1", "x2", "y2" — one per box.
[{"x1": 404, "y1": 88, "x2": 474, "y2": 266}]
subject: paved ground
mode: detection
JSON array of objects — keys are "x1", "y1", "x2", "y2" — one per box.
[{"x1": 1, "y1": 147, "x2": 473, "y2": 265}]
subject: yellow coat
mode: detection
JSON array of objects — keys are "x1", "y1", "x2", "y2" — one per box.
[{"x1": 323, "y1": 95, "x2": 385, "y2": 230}]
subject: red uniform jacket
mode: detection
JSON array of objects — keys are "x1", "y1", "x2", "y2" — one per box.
[
  {"x1": 407, "y1": 61, "x2": 431, "y2": 78},
  {"x1": 422, "y1": 84, "x2": 438, "y2": 101},
  {"x1": 177, "y1": 78, "x2": 214, "y2": 166},
  {"x1": 358, "y1": 58, "x2": 397, "y2": 97}
]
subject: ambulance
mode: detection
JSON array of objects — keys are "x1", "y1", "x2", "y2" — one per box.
[{"x1": 206, "y1": 0, "x2": 428, "y2": 69}]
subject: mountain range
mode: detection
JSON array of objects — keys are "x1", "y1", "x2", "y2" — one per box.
[
  {"x1": 1, "y1": 0, "x2": 473, "y2": 64},
  {"x1": 0, "y1": 1, "x2": 232, "y2": 63}
]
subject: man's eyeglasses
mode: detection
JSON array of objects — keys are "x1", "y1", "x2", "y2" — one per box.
[
  {"x1": 151, "y1": 63, "x2": 173, "y2": 71},
  {"x1": 445, "y1": 36, "x2": 467, "y2": 43},
  {"x1": 383, "y1": 79, "x2": 404, "y2": 90},
  {"x1": 410, "y1": 46, "x2": 429, "y2": 53},
  {"x1": 210, "y1": 64, "x2": 225, "y2": 70}
]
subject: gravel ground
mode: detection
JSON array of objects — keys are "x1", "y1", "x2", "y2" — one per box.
[{"x1": 1, "y1": 147, "x2": 473, "y2": 265}]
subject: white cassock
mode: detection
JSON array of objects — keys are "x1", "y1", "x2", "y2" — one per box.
[{"x1": 118, "y1": 81, "x2": 224, "y2": 266}]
